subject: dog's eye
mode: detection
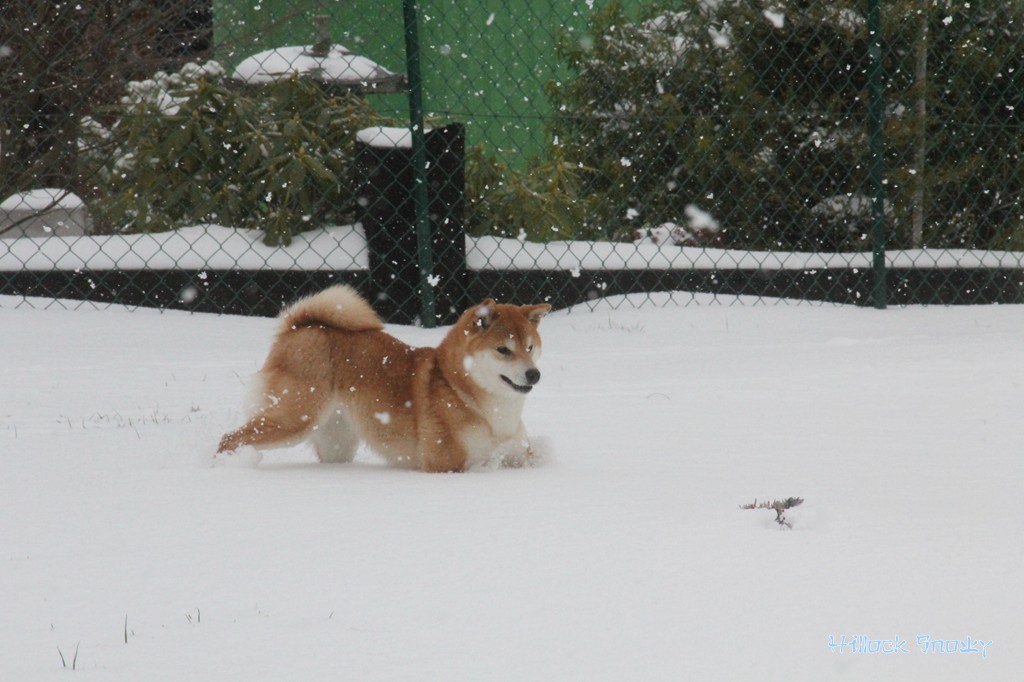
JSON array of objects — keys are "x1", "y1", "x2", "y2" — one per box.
[
  {"x1": 496, "y1": 346, "x2": 512, "y2": 356},
  {"x1": 526, "y1": 345, "x2": 534, "y2": 353}
]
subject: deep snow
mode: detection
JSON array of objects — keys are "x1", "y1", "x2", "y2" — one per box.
[{"x1": 1, "y1": 293, "x2": 1022, "y2": 680}]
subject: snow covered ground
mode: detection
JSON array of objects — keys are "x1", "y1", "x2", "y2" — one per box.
[{"x1": 1, "y1": 293, "x2": 1021, "y2": 680}]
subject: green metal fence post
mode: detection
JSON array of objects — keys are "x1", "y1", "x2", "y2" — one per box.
[
  {"x1": 402, "y1": 0, "x2": 436, "y2": 326},
  {"x1": 867, "y1": 0, "x2": 888, "y2": 309}
]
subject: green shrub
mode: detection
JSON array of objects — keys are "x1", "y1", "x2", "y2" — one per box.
[
  {"x1": 80, "y1": 60, "x2": 390, "y2": 245},
  {"x1": 541, "y1": 0, "x2": 1024, "y2": 251},
  {"x1": 543, "y1": 0, "x2": 879, "y2": 250},
  {"x1": 465, "y1": 143, "x2": 604, "y2": 241}
]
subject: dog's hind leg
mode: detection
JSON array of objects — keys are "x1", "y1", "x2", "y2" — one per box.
[
  {"x1": 309, "y1": 403, "x2": 359, "y2": 463},
  {"x1": 217, "y1": 409, "x2": 316, "y2": 453},
  {"x1": 217, "y1": 373, "x2": 326, "y2": 453}
]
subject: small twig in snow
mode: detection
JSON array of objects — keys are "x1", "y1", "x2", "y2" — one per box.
[
  {"x1": 57, "y1": 642, "x2": 80, "y2": 670},
  {"x1": 741, "y1": 497, "x2": 804, "y2": 529}
]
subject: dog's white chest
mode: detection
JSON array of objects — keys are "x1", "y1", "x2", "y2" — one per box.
[{"x1": 460, "y1": 403, "x2": 528, "y2": 468}]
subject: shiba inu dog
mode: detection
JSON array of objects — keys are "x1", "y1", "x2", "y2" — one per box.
[{"x1": 217, "y1": 285, "x2": 551, "y2": 472}]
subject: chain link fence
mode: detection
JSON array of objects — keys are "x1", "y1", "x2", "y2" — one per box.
[{"x1": 2, "y1": 0, "x2": 1023, "y2": 323}]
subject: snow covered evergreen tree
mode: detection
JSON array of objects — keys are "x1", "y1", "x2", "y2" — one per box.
[
  {"x1": 548, "y1": 0, "x2": 1024, "y2": 251},
  {"x1": 883, "y1": 0, "x2": 1024, "y2": 249}
]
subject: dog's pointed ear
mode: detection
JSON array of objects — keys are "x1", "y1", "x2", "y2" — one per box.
[
  {"x1": 473, "y1": 299, "x2": 498, "y2": 329},
  {"x1": 522, "y1": 303, "x2": 552, "y2": 326}
]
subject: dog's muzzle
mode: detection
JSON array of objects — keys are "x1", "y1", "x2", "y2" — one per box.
[{"x1": 501, "y1": 369, "x2": 541, "y2": 394}]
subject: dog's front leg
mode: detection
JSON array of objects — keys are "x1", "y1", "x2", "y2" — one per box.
[
  {"x1": 495, "y1": 423, "x2": 533, "y2": 468},
  {"x1": 420, "y1": 433, "x2": 469, "y2": 473}
]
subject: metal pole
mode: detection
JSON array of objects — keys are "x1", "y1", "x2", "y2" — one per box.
[
  {"x1": 867, "y1": 0, "x2": 887, "y2": 309},
  {"x1": 911, "y1": 0, "x2": 928, "y2": 248},
  {"x1": 402, "y1": 0, "x2": 436, "y2": 326}
]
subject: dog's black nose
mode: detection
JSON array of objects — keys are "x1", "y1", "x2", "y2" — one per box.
[{"x1": 525, "y1": 368, "x2": 541, "y2": 385}]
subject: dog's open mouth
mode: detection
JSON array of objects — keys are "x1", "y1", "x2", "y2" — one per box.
[{"x1": 500, "y1": 375, "x2": 533, "y2": 394}]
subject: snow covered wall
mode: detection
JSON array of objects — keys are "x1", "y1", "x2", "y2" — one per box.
[{"x1": 2, "y1": 225, "x2": 1023, "y2": 315}]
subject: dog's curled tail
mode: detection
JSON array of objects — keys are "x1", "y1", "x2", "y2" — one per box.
[{"x1": 279, "y1": 285, "x2": 384, "y2": 334}]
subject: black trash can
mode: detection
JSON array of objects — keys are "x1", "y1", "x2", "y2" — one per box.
[{"x1": 354, "y1": 124, "x2": 467, "y2": 325}]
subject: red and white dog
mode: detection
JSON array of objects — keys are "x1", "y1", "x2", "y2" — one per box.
[{"x1": 218, "y1": 285, "x2": 550, "y2": 472}]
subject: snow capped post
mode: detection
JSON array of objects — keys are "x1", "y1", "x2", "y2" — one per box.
[{"x1": 354, "y1": 125, "x2": 467, "y2": 326}]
